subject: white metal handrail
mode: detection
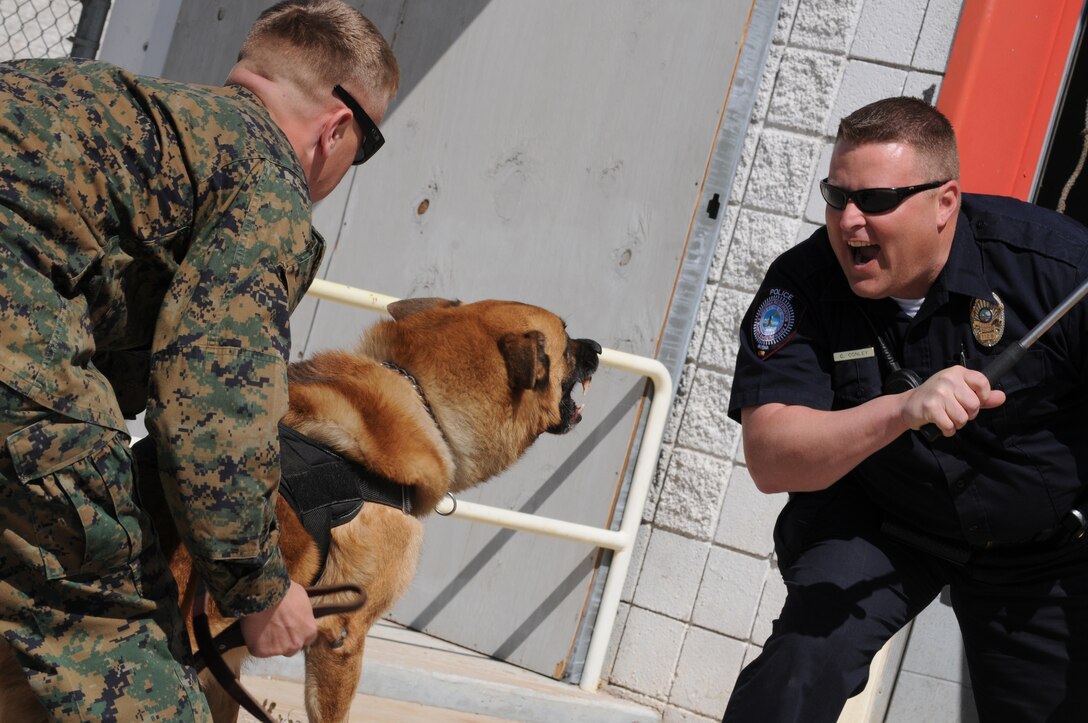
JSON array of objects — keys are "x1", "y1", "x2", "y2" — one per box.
[{"x1": 306, "y1": 278, "x2": 671, "y2": 691}]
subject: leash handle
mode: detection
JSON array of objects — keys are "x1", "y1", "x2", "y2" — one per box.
[
  {"x1": 191, "y1": 580, "x2": 367, "y2": 722},
  {"x1": 194, "y1": 583, "x2": 367, "y2": 666},
  {"x1": 307, "y1": 582, "x2": 369, "y2": 617}
]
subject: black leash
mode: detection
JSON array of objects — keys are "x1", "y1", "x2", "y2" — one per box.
[{"x1": 191, "y1": 579, "x2": 367, "y2": 722}]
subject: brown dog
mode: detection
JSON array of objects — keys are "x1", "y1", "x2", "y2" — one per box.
[{"x1": 160, "y1": 297, "x2": 598, "y2": 721}]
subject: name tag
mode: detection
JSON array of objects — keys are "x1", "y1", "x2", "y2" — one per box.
[{"x1": 833, "y1": 347, "x2": 875, "y2": 362}]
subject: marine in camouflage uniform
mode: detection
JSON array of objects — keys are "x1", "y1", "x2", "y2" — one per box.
[{"x1": 0, "y1": 58, "x2": 323, "y2": 720}]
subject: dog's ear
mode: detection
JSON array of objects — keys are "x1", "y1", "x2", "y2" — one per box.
[
  {"x1": 498, "y1": 331, "x2": 549, "y2": 390},
  {"x1": 387, "y1": 297, "x2": 461, "y2": 321}
]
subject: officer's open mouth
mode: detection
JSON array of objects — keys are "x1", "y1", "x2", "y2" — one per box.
[{"x1": 849, "y1": 242, "x2": 879, "y2": 266}]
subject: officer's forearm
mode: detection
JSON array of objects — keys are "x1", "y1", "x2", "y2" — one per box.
[{"x1": 741, "y1": 397, "x2": 910, "y2": 493}]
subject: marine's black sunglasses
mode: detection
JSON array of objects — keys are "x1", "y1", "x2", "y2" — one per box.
[
  {"x1": 333, "y1": 84, "x2": 384, "y2": 165},
  {"x1": 819, "y1": 178, "x2": 950, "y2": 214}
]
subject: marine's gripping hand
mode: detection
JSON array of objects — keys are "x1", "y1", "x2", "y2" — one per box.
[{"x1": 239, "y1": 581, "x2": 318, "y2": 658}]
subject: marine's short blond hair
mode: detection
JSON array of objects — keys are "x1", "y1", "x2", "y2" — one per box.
[
  {"x1": 837, "y1": 96, "x2": 960, "y2": 182},
  {"x1": 239, "y1": 0, "x2": 398, "y2": 103}
]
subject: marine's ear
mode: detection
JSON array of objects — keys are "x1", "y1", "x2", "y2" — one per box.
[
  {"x1": 387, "y1": 297, "x2": 461, "y2": 320},
  {"x1": 498, "y1": 331, "x2": 549, "y2": 390}
]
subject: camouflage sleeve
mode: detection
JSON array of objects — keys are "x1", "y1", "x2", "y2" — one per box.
[{"x1": 145, "y1": 157, "x2": 318, "y2": 617}]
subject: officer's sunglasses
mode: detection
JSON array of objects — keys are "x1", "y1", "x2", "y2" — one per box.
[
  {"x1": 819, "y1": 178, "x2": 950, "y2": 214},
  {"x1": 333, "y1": 84, "x2": 384, "y2": 165}
]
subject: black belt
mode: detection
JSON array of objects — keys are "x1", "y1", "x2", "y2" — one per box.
[
  {"x1": 880, "y1": 518, "x2": 972, "y2": 565},
  {"x1": 1060, "y1": 507, "x2": 1088, "y2": 540},
  {"x1": 882, "y1": 504, "x2": 1088, "y2": 565},
  {"x1": 975, "y1": 505, "x2": 1088, "y2": 551}
]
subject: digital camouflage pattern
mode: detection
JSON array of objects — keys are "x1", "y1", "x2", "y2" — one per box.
[
  {"x1": 0, "y1": 395, "x2": 210, "y2": 720},
  {"x1": 0, "y1": 58, "x2": 324, "y2": 716}
]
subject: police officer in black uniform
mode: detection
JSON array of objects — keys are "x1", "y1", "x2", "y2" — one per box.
[{"x1": 722, "y1": 97, "x2": 1088, "y2": 723}]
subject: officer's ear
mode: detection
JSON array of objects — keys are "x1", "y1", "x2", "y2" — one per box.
[{"x1": 936, "y1": 180, "x2": 960, "y2": 231}]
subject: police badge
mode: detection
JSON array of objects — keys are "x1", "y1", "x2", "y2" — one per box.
[
  {"x1": 971, "y1": 292, "x2": 1004, "y2": 347},
  {"x1": 753, "y1": 289, "x2": 797, "y2": 358}
]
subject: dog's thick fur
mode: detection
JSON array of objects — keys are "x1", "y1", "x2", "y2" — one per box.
[{"x1": 0, "y1": 298, "x2": 600, "y2": 722}]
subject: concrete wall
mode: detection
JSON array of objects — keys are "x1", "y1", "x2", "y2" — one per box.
[
  {"x1": 602, "y1": 1, "x2": 970, "y2": 721},
  {"x1": 96, "y1": 0, "x2": 181, "y2": 76}
]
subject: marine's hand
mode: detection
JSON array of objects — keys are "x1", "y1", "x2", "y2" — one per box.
[
  {"x1": 239, "y1": 581, "x2": 318, "y2": 658},
  {"x1": 900, "y1": 366, "x2": 1006, "y2": 437}
]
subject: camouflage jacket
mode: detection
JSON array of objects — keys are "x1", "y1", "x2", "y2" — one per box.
[{"x1": 0, "y1": 59, "x2": 325, "y2": 616}]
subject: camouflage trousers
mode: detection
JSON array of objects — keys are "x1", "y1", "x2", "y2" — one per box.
[{"x1": 0, "y1": 387, "x2": 211, "y2": 721}]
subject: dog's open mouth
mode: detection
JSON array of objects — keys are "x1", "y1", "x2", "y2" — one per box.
[{"x1": 548, "y1": 338, "x2": 602, "y2": 434}]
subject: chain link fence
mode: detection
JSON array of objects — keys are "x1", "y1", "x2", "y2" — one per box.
[{"x1": 0, "y1": 0, "x2": 84, "y2": 60}]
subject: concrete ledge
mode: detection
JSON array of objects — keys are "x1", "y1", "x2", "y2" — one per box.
[{"x1": 243, "y1": 621, "x2": 660, "y2": 723}]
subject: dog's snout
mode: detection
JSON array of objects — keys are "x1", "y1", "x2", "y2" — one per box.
[{"x1": 574, "y1": 338, "x2": 602, "y2": 373}]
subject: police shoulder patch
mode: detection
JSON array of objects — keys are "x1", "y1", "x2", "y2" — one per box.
[{"x1": 752, "y1": 288, "x2": 798, "y2": 359}]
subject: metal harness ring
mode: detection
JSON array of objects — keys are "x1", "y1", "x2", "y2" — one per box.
[{"x1": 436, "y1": 491, "x2": 457, "y2": 516}]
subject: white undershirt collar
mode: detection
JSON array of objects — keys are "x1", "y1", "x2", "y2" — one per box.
[{"x1": 891, "y1": 296, "x2": 924, "y2": 318}]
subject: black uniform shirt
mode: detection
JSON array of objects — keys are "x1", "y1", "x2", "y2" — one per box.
[{"x1": 728, "y1": 193, "x2": 1088, "y2": 547}]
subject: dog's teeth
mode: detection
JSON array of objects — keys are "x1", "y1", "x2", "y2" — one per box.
[{"x1": 581, "y1": 379, "x2": 592, "y2": 395}]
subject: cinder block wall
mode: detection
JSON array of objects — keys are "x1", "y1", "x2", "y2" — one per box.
[{"x1": 603, "y1": 1, "x2": 967, "y2": 721}]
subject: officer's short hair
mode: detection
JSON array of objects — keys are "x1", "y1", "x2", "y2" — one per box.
[
  {"x1": 836, "y1": 97, "x2": 960, "y2": 182},
  {"x1": 239, "y1": 0, "x2": 399, "y2": 104}
]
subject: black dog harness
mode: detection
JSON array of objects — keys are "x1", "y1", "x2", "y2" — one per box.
[
  {"x1": 277, "y1": 361, "x2": 443, "y2": 584},
  {"x1": 277, "y1": 423, "x2": 414, "y2": 583}
]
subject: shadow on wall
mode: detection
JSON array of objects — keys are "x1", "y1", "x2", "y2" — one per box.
[{"x1": 160, "y1": 0, "x2": 493, "y2": 118}]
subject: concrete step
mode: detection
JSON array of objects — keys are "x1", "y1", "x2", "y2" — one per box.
[
  {"x1": 241, "y1": 620, "x2": 660, "y2": 722},
  {"x1": 238, "y1": 675, "x2": 512, "y2": 722}
]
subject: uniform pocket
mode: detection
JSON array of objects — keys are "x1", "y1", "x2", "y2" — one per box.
[
  {"x1": 276, "y1": 230, "x2": 323, "y2": 314},
  {"x1": 6, "y1": 417, "x2": 141, "y2": 580},
  {"x1": 967, "y1": 349, "x2": 1052, "y2": 436},
  {"x1": 773, "y1": 490, "x2": 837, "y2": 571},
  {"x1": 831, "y1": 355, "x2": 883, "y2": 407},
  {"x1": 773, "y1": 483, "x2": 876, "y2": 572}
]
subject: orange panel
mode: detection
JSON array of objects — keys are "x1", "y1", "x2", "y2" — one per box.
[{"x1": 937, "y1": 0, "x2": 1083, "y2": 199}]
